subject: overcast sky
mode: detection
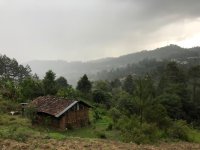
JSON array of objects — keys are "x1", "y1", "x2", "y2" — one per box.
[{"x1": 0, "y1": 0, "x2": 200, "y2": 62}]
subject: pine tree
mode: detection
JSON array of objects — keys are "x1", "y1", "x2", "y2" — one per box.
[
  {"x1": 76, "y1": 74, "x2": 92, "y2": 94},
  {"x1": 43, "y1": 70, "x2": 57, "y2": 95},
  {"x1": 123, "y1": 75, "x2": 134, "y2": 94},
  {"x1": 56, "y1": 76, "x2": 69, "y2": 89}
]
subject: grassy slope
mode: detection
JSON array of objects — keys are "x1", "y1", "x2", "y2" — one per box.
[
  {"x1": 1, "y1": 99, "x2": 200, "y2": 149},
  {"x1": 0, "y1": 112, "x2": 121, "y2": 141}
]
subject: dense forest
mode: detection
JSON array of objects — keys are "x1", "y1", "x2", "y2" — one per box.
[
  {"x1": 1, "y1": 51, "x2": 200, "y2": 144},
  {"x1": 28, "y1": 45, "x2": 200, "y2": 86}
]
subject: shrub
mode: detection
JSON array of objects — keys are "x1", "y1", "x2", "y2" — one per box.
[
  {"x1": 95, "y1": 131, "x2": 107, "y2": 139},
  {"x1": 13, "y1": 132, "x2": 29, "y2": 142},
  {"x1": 167, "y1": 120, "x2": 191, "y2": 141},
  {"x1": 93, "y1": 108, "x2": 102, "y2": 121},
  {"x1": 109, "y1": 107, "x2": 122, "y2": 123},
  {"x1": 106, "y1": 123, "x2": 113, "y2": 131},
  {"x1": 25, "y1": 106, "x2": 37, "y2": 124},
  {"x1": 115, "y1": 115, "x2": 129, "y2": 130},
  {"x1": 116, "y1": 116, "x2": 161, "y2": 144},
  {"x1": 0, "y1": 125, "x2": 30, "y2": 142},
  {"x1": 0, "y1": 99, "x2": 18, "y2": 113},
  {"x1": 144, "y1": 104, "x2": 172, "y2": 129}
]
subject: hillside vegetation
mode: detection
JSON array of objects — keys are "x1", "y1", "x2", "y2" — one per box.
[
  {"x1": 27, "y1": 45, "x2": 200, "y2": 85},
  {"x1": 1, "y1": 105, "x2": 200, "y2": 149},
  {"x1": 0, "y1": 46, "x2": 200, "y2": 149}
]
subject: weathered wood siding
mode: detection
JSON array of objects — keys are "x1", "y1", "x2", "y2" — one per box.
[
  {"x1": 35, "y1": 112, "x2": 60, "y2": 128},
  {"x1": 35, "y1": 102, "x2": 90, "y2": 130},
  {"x1": 59, "y1": 103, "x2": 89, "y2": 129}
]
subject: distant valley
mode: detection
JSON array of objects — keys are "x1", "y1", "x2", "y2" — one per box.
[{"x1": 26, "y1": 45, "x2": 200, "y2": 86}]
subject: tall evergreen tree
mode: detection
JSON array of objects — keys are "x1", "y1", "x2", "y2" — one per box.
[
  {"x1": 157, "y1": 62, "x2": 190, "y2": 120},
  {"x1": 0, "y1": 55, "x2": 31, "y2": 81},
  {"x1": 189, "y1": 65, "x2": 200, "y2": 102},
  {"x1": 56, "y1": 76, "x2": 69, "y2": 89},
  {"x1": 134, "y1": 76, "x2": 155, "y2": 125},
  {"x1": 110, "y1": 78, "x2": 121, "y2": 88},
  {"x1": 123, "y1": 75, "x2": 134, "y2": 94},
  {"x1": 43, "y1": 70, "x2": 57, "y2": 95},
  {"x1": 76, "y1": 74, "x2": 92, "y2": 94},
  {"x1": 20, "y1": 77, "x2": 43, "y2": 100}
]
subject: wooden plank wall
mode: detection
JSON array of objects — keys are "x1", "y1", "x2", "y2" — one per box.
[
  {"x1": 35, "y1": 103, "x2": 90, "y2": 130},
  {"x1": 59, "y1": 103, "x2": 89, "y2": 129}
]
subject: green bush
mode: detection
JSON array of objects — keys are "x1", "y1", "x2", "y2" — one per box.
[
  {"x1": 115, "y1": 116, "x2": 161, "y2": 144},
  {"x1": 167, "y1": 120, "x2": 191, "y2": 141},
  {"x1": 109, "y1": 107, "x2": 122, "y2": 123},
  {"x1": 95, "y1": 131, "x2": 107, "y2": 139},
  {"x1": 125, "y1": 124, "x2": 160, "y2": 144},
  {"x1": 13, "y1": 132, "x2": 29, "y2": 142},
  {"x1": 144, "y1": 104, "x2": 172, "y2": 129},
  {"x1": 92, "y1": 108, "x2": 103, "y2": 122},
  {"x1": 0, "y1": 125, "x2": 30, "y2": 142},
  {"x1": 0, "y1": 99, "x2": 19, "y2": 113},
  {"x1": 25, "y1": 106, "x2": 37, "y2": 124},
  {"x1": 106, "y1": 123, "x2": 113, "y2": 131}
]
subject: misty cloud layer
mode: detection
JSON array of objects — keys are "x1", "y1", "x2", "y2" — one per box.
[{"x1": 0, "y1": 0, "x2": 200, "y2": 62}]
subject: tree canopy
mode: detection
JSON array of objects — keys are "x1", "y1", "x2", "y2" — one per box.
[
  {"x1": 76, "y1": 74, "x2": 92, "y2": 94},
  {"x1": 43, "y1": 70, "x2": 57, "y2": 95}
]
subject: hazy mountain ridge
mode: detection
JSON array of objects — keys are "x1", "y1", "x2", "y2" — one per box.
[{"x1": 26, "y1": 45, "x2": 200, "y2": 86}]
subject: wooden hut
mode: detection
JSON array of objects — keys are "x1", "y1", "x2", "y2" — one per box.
[{"x1": 31, "y1": 96, "x2": 91, "y2": 130}]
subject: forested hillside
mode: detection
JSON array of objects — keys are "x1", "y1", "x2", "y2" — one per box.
[
  {"x1": 1, "y1": 51, "x2": 200, "y2": 147},
  {"x1": 1, "y1": 0, "x2": 200, "y2": 148},
  {"x1": 27, "y1": 45, "x2": 200, "y2": 85}
]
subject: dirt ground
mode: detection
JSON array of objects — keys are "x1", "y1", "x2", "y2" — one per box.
[{"x1": 1, "y1": 138, "x2": 200, "y2": 150}]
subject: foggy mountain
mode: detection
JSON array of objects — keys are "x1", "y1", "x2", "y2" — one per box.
[{"x1": 26, "y1": 45, "x2": 200, "y2": 86}]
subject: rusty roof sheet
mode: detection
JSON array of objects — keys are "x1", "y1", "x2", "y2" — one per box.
[{"x1": 31, "y1": 96, "x2": 78, "y2": 117}]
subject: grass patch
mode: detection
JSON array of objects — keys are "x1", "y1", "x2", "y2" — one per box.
[
  {"x1": 0, "y1": 109, "x2": 122, "y2": 142},
  {"x1": 0, "y1": 99, "x2": 19, "y2": 114},
  {"x1": 188, "y1": 129, "x2": 200, "y2": 143},
  {"x1": 1, "y1": 110, "x2": 200, "y2": 144},
  {"x1": 48, "y1": 132, "x2": 66, "y2": 140},
  {"x1": 0, "y1": 114, "x2": 46, "y2": 141}
]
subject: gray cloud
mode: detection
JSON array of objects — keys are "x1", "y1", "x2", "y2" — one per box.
[{"x1": 0, "y1": 0, "x2": 200, "y2": 62}]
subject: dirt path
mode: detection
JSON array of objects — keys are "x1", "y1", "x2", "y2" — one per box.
[{"x1": 1, "y1": 138, "x2": 200, "y2": 150}]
